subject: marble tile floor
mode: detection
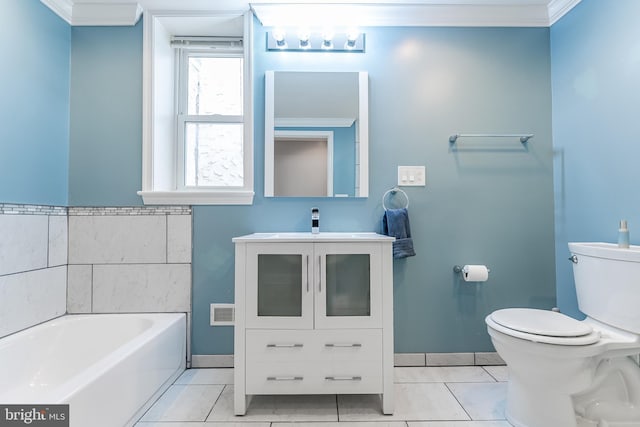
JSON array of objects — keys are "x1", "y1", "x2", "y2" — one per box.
[{"x1": 135, "y1": 366, "x2": 510, "y2": 427}]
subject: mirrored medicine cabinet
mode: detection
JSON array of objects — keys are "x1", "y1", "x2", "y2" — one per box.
[{"x1": 264, "y1": 71, "x2": 369, "y2": 198}]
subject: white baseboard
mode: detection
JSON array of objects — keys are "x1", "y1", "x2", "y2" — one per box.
[
  {"x1": 191, "y1": 354, "x2": 234, "y2": 368},
  {"x1": 190, "y1": 352, "x2": 505, "y2": 368}
]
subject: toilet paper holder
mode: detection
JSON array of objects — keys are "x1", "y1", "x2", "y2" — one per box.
[{"x1": 453, "y1": 265, "x2": 491, "y2": 274}]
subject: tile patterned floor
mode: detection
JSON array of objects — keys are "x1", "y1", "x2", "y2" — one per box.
[{"x1": 135, "y1": 366, "x2": 511, "y2": 427}]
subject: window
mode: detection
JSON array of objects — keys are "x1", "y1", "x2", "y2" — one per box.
[
  {"x1": 177, "y1": 49, "x2": 244, "y2": 188},
  {"x1": 139, "y1": 12, "x2": 254, "y2": 205}
]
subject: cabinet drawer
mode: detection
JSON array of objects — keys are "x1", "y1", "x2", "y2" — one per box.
[
  {"x1": 317, "y1": 360, "x2": 383, "y2": 394},
  {"x1": 246, "y1": 360, "x2": 382, "y2": 395},
  {"x1": 246, "y1": 330, "x2": 310, "y2": 363},
  {"x1": 246, "y1": 329, "x2": 382, "y2": 363}
]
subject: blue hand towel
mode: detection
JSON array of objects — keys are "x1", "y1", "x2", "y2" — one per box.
[{"x1": 382, "y1": 208, "x2": 416, "y2": 259}]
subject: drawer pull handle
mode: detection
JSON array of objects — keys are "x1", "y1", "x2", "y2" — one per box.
[
  {"x1": 325, "y1": 376, "x2": 362, "y2": 381},
  {"x1": 267, "y1": 376, "x2": 303, "y2": 381},
  {"x1": 266, "y1": 343, "x2": 303, "y2": 348},
  {"x1": 325, "y1": 343, "x2": 362, "y2": 348}
]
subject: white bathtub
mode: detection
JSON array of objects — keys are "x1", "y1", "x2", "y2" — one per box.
[{"x1": 0, "y1": 313, "x2": 186, "y2": 427}]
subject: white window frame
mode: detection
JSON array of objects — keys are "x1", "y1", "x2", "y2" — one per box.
[
  {"x1": 176, "y1": 49, "x2": 244, "y2": 190},
  {"x1": 139, "y1": 11, "x2": 254, "y2": 205}
]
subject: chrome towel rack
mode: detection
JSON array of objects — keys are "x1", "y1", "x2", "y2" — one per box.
[
  {"x1": 382, "y1": 187, "x2": 409, "y2": 211},
  {"x1": 449, "y1": 133, "x2": 534, "y2": 144}
]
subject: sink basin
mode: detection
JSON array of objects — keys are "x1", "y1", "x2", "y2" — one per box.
[{"x1": 233, "y1": 232, "x2": 394, "y2": 242}]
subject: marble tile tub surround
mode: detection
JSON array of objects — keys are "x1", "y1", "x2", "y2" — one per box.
[
  {"x1": 67, "y1": 206, "x2": 192, "y2": 314},
  {"x1": 0, "y1": 204, "x2": 68, "y2": 338}
]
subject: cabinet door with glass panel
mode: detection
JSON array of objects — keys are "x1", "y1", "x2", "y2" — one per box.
[
  {"x1": 245, "y1": 243, "x2": 314, "y2": 329},
  {"x1": 314, "y1": 242, "x2": 382, "y2": 329},
  {"x1": 245, "y1": 242, "x2": 381, "y2": 329}
]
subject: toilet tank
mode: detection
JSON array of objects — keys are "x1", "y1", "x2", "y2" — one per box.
[{"x1": 569, "y1": 242, "x2": 640, "y2": 334}]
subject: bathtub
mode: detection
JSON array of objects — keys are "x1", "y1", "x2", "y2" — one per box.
[{"x1": 0, "y1": 313, "x2": 186, "y2": 427}]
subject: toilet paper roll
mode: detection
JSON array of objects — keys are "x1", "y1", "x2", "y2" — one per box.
[{"x1": 462, "y1": 265, "x2": 489, "y2": 282}]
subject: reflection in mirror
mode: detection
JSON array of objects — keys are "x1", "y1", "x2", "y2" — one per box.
[
  {"x1": 274, "y1": 130, "x2": 333, "y2": 197},
  {"x1": 265, "y1": 71, "x2": 369, "y2": 198}
]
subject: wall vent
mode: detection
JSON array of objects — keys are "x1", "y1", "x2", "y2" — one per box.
[{"x1": 210, "y1": 304, "x2": 235, "y2": 326}]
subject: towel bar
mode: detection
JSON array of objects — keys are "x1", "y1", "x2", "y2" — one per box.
[{"x1": 449, "y1": 133, "x2": 534, "y2": 144}]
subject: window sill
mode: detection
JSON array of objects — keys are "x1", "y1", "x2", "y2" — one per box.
[{"x1": 138, "y1": 190, "x2": 254, "y2": 206}]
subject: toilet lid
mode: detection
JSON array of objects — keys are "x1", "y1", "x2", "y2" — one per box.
[{"x1": 490, "y1": 308, "x2": 594, "y2": 338}]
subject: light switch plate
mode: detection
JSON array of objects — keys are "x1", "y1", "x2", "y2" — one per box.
[{"x1": 398, "y1": 166, "x2": 426, "y2": 186}]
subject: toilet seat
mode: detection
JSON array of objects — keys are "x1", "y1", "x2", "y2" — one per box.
[{"x1": 488, "y1": 308, "x2": 601, "y2": 345}]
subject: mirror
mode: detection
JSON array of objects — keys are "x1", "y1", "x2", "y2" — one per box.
[{"x1": 265, "y1": 71, "x2": 368, "y2": 197}]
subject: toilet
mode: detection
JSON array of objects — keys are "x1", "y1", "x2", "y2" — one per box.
[{"x1": 486, "y1": 242, "x2": 640, "y2": 427}]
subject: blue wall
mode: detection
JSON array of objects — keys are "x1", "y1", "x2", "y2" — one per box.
[
  {"x1": 192, "y1": 23, "x2": 556, "y2": 354},
  {"x1": 65, "y1": 19, "x2": 556, "y2": 355},
  {"x1": 13, "y1": 0, "x2": 640, "y2": 356},
  {"x1": 68, "y1": 23, "x2": 143, "y2": 206},
  {"x1": 551, "y1": 0, "x2": 640, "y2": 318},
  {"x1": 0, "y1": 0, "x2": 70, "y2": 206}
]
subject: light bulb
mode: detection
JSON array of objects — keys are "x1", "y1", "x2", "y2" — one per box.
[
  {"x1": 272, "y1": 28, "x2": 287, "y2": 48},
  {"x1": 298, "y1": 29, "x2": 311, "y2": 49},
  {"x1": 345, "y1": 29, "x2": 359, "y2": 49},
  {"x1": 322, "y1": 29, "x2": 334, "y2": 49}
]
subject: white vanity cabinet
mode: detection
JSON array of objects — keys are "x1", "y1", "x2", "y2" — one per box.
[{"x1": 233, "y1": 233, "x2": 394, "y2": 416}]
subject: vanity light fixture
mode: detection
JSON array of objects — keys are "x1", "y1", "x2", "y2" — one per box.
[{"x1": 266, "y1": 29, "x2": 365, "y2": 52}]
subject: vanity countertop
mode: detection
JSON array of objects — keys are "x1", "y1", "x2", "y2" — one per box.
[{"x1": 232, "y1": 232, "x2": 394, "y2": 243}]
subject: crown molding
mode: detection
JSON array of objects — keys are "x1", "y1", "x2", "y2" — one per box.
[
  {"x1": 40, "y1": 0, "x2": 73, "y2": 24},
  {"x1": 251, "y1": 1, "x2": 583, "y2": 28},
  {"x1": 548, "y1": 0, "x2": 582, "y2": 25},
  {"x1": 40, "y1": 1, "x2": 582, "y2": 27},
  {"x1": 252, "y1": 3, "x2": 552, "y2": 27},
  {"x1": 72, "y1": 2, "x2": 143, "y2": 25},
  {"x1": 40, "y1": 1, "x2": 142, "y2": 25}
]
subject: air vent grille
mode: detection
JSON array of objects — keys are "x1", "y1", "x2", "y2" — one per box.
[{"x1": 210, "y1": 304, "x2": 235, "y2": 326}]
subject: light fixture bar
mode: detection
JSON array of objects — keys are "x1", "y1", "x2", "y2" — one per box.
[{"x1": 266, "y1": 31, "x2": 365, "y2": 52}]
